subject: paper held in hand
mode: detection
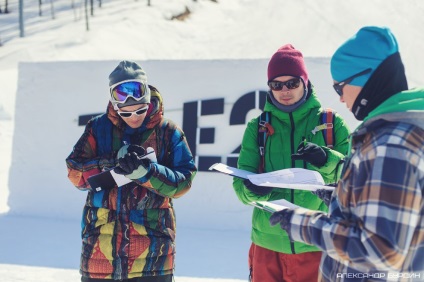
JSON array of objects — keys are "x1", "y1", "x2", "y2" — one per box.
[
  {"x1": 250, "y1": 199, "x2": 301, "y2": 213},
  {"x1": 87, "y1": 169, "x2": 132, "y2": 192},
  {"x1": 209, "y1": 163, "x2": 334, "y2": 191},
  {"x1": 87, "y1": 147, "x2": 157, "y2": 192}
]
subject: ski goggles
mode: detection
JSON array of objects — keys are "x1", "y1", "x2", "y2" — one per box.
[
  {"x1": 268, "y1": 78, "x2": 301, "y2": 91},
  {"x1": 333, "y1": 68, "x2": 372, "y2": 96},
  {"x1": 110, "y1": 81, "x2": 149, "y2": 104},
  {"x1": 117, "y1": 105, "x2": 149, "y2": 118}
]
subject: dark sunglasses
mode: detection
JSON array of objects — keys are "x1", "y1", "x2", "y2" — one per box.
[
  {"x1": 333, "y1": 68, "x2": 372, "y2": 96},
  {"x1": 117, "y1": 105, "x2": 148, "y2": 118},
  {"x1": 268, "y1": 78, "x2": 301, "y2": 91}
]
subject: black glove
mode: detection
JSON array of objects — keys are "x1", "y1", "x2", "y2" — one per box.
[
  {"x1": 126, "y1": 144, "x2": 146, "y2": 156},
  {"x1": 312, "y1": 189, "x2": 333, "y2": 207},
  {"x1": 291, "y1": 141, "x2": 327, "y2": 167},
  {"x1": 269, "y1": 209, "x2": 294, "y2": 233},
  {"x1": 114, "y1": 152, "x2": 151, "y2": 177},
  {"x1": 243, "y1": 179, "x2": 273, "y2": 196}
]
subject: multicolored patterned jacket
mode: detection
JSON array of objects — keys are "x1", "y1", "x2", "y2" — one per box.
[
  {"x1": 289, "y1": 88, "x2": 424, "y2": 281},
  {"x1": 66, "y1": 86, "x2": 197, "y2": 280}
]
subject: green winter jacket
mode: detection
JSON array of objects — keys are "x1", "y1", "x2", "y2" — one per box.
[{"x1": 233, "y1": 87, "x2": 350, "y2": 254}]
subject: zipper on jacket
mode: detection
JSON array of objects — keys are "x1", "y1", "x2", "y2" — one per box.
[
  {"x1": 301, "y1": 136, "x2": 308, "y2": 169},
  {"x1": 111, "y1": 185, "x2": 123, "y2": 280},
  {"x1": 289, "y1": 113, "x2": 296, "y2": 254}
]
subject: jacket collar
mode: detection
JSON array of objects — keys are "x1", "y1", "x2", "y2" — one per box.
[
  {"x1": 263, "y1": 85, "x2": 322, "y2": 124},
  {"x1": 354, "y1": 88, "x2": 424, "y2": 135}
]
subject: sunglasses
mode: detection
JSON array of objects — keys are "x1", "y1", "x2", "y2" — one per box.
[
  {"x1": 268, "y1": 78, "x2": 301, "y2": 91},
  {"x1": 117, "y1": 105, "x2": 149, "y2": 118},
  {"x1": 333, "y1": 68, "x2": 372, "y2": 96},
  {"x1": 110, "y1": 81, "x2": 148, "y2": 104}
]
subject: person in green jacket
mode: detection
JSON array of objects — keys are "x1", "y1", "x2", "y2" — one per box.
[{"x1": 232, "y1": 44, "x2": 350, "y2": 282}]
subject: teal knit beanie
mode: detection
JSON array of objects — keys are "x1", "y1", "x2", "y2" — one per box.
[{"x1": 331, "y1": 26, "x2": 399, "y2": 86}]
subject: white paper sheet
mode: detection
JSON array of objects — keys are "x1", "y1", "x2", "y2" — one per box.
[
  {"x1": 249, "y1": 199, "x2": 302, "y2": 213},
  {"x1": 208, "y1": 163, "x2": 255, "y2": 179},
  {"x1": 248, "y1": 168, "x2": 334, "y2": 191},
  {"x1": 110, "y1": 170, "x2": 133, "y2": 187},
  {"x1": 209, "y1": 163, "x2": 334, "y2": 191}
]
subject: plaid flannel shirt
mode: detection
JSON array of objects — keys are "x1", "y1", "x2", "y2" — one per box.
[{"x1": 289, "y1": 119, "x2": 424, "y2": 282}]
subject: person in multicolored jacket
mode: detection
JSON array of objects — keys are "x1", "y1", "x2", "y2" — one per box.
[
  {"x1": 270, "y1": 27, "x2": 424, "y2": 281},
  {"x1": 232, "y1": 44, "x2": 350, "y2": 281},
  {"x1": 66, "y1": 60, "x2": 197, "y2": 282}
]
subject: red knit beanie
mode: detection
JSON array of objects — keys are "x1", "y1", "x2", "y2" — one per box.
[{"x1": 267, "y1": 44, "x2": 309, "y2": 86}]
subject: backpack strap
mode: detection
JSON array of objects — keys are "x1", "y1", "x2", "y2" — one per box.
[
  {"x1": 321, "y1": 108, "x2": 334, "y2": 149},
  {"x1": 258, "y1": 112, "x2": 274, "y2": 173},
  {"x1": 320, "y1": 108, "x2": 335, "y2": 148},
  {"x1": 310, "y1": 108, "x2": 335, "y2": 148}
]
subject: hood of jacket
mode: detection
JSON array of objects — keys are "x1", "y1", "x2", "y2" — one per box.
[
  {"x1": 106, "y1": 85, "x2": 164, "y2": 131},
  {"x1": 359, "y1": 87, "x2": 424, "y2": 131}
]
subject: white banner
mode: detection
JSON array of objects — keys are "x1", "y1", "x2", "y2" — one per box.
[{"x1": 9, "y1": 59, "x2": 357, "y2": 230}]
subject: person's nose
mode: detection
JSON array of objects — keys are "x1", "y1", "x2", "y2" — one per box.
[{"x1": 277, "y1": 85, "x2": 291, "y2": 92}]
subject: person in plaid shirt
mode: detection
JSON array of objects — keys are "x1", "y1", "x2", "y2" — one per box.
[{"x1": 269, "y1": 26, "x2": 424, "y2": 281}]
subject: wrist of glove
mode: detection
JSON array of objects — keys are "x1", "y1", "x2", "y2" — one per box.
[
  {"x1": 114, "y1": 152, "x2": 152, "y2": 179},
  {"x1": 269, "y1": 209, "x2": 294, "y2": 233},
  {"x1": 291, "y1": 141, "x2": 327, "y2": 167},
  {"x1": 99, "y1": 157, "x2": 115, "y2": 171},
  {"x1": 311, "y1": 188, "x2": 333, "y2": 207},
  {"x1": 243, "y1": 179, "x2": 273, "y2": 196}
]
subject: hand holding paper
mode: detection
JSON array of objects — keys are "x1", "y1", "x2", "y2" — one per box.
[
  {"x1": 117, "y1": 145, "x2": 157, "y2": 163},
  {"x1": 244, "y1": 179, "x2": 273, "y2": 196},
  {"x1": 115, "y1": 153, "x2": 151, "y2": 178},
  {"x1": 312, "y1": 189, "x2": 333, "y2": 206},
  {"x1": 269, "y1": 209, "x2": 294, "y2": 233},
  {"x1": 88, "y1": 147, "x2": 157, "y2": 191}
]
